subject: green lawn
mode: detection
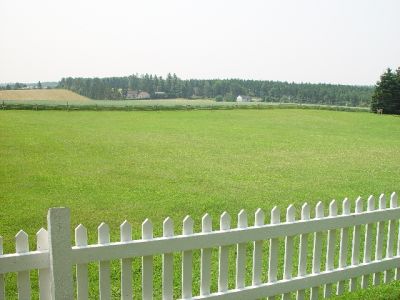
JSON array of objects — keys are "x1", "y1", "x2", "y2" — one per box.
[{"x1": 1, "y1": 109, "x2": 399, "y2": 299}]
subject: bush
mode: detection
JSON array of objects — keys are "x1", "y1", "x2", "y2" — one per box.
[
  {"x1": 224, "y1": 93, "x2": 236, "y2": 102},
  {"x1": 215, "y1": 95, "x2": 223, "y2": 102}
]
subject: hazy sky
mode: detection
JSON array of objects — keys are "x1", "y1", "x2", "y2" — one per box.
[{"x1": 1, "y1": 0, "x2": 399, "y2": 85}]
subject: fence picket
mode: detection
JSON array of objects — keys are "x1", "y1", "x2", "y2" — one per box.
[
  {"x1": 16, "y1": 230, "x2": 30, "y2": 299},
  {"x1": 282, "y1": 205, "x2": 295, "y2": 300},
  {"x1": 218, "y1": 212, "x2": 231, "y2": 292},
  {"x1": 252, "y1": 209, "x2": 264, "y2": 286},
  {"x1": 37, "y1": 228, "x2": 51, "y2": 300},
  {"x1": 373, "y1": 194, "x2": 386, "y2": 285},
  {"x1": 384, "y1": 192, "x2": 397, "y2": 283},
  {"x1": 75, "y1": 224, "x2": 89, "y2": 300},
  {"x1": 324, "y1": 200, "x2": 337, "y2": 298},
  {"x1": 1, "y1": 193, "x2": 400, "y2": 300},
  {"x1": 142, "y1": 219, "x2": 153, "y2": 300},
  {"x1": 236, "y1": 210, "x2": 248, "y2": 289},
  {"x1": 361, "y1": 195, "x2": 375, "y2": 289},
  {"x1": 398, "y1": 228, "x2": 400, "y2": 279},
  {"x1": 394, "y1": 195, "x2": 400, "y2": 280},
  {"x1": 268, "y1": 206, "x2": 280, "y2": 300},
  {"x1": 182, "y1": 216, "x2": 194, "y2": 298},
  {"x1": 120, "y1": 220, "x2": 133, "y2": 300},
  {"x1": 349, "y1": 197, "x2": 363, "y2": 292},
  {"x1": 162, "y1": 217, "x2": 174, "y2": 300},
  {"x1": 337, "y1": 198, "x2": 350, "y2": 295},
  {"x1": 296, "y1": 203, "x2": 310, "y2": 300},
  {"x1": 98, "y1": 223, "x2": 111, "y2": 300},
  {"x1": 0, "y1": 236, "x2": 4, "y2": 300},
  {"x1": 310, "y1": 201, "x2": 323, "y2": 300},
  {"x1": 200, "y1": 214, "x2": 212, "y2": 296}
]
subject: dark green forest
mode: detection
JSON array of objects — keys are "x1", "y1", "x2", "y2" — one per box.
[{"x1": 58, "y1": 73, "x2": 373, "y2": 107}]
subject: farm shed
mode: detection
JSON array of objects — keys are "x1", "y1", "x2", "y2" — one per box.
[{"x1": 236, "y1": 95, "x2": 252, "y2": 102}]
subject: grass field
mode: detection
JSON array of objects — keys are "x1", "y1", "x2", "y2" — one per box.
[{"x1": 1, "y1": 109, "x2": 400, "y2": 299}]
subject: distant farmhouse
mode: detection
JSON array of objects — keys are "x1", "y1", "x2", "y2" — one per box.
[
  {"x1": 126, "y1": 90, "x2": 151, "y2": 99},
  {"x1": 137, "y1": 91, "x2": 151, "y2": 99},
  {"x1": 126, "y1": 90, "x2": 138, "y2": 99},
  {"x1": 236, "y1": 95, "x2": 252, "y2": 102}
]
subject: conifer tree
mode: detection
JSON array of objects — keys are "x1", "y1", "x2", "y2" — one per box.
[{"x1": 371, "y1": 68, "x2": 400, "y2": 114}]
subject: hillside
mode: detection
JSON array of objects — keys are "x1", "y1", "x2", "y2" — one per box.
[{"x1": 0, "y1": 89, "x2": 91, "y2": 102}]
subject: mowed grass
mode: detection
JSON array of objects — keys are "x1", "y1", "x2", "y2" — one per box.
[{"x1": 1, "y1": 109, "x2": 400, "y2": 299}]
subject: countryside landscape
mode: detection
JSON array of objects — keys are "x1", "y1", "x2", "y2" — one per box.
[{"x1": 1, "y1": 0, "x2": 400, "y2": 299}]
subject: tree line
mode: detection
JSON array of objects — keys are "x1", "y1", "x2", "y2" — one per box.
[
  {"x1": 58, "y1": 73, "x2": 373, "y2": 107},
  {"x1": 371, "y1": 68, "x2": 400, "y2": 114},
  {"x1": 0, "y1": 81, "x2": 52, "y2": 90},
  {"x1": 0, "y1": 83, "x2": 28, "y2": 90}
]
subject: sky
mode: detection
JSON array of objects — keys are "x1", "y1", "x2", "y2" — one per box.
[{"x1": 1, "y1": 0, "x2": 399, "y2": 85}]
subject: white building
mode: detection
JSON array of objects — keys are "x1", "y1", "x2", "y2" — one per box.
[{"x1": 236, "y1": 95, "x2": 251, "y2": 102}]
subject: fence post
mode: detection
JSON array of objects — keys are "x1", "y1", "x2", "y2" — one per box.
[{"x1": 47, "y1": 207, "x2": 73, "y2": 300}]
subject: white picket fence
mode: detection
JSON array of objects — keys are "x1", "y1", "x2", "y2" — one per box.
[{"x1": 0, "y1": 192, "x2": 399, "y2": 299}]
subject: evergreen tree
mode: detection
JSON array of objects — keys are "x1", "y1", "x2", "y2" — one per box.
[
  {"x1": 371, "y1": 68, "x2": 400, "y2": 114},
  {"x1": 57, "y1": 73, "x2": 374, "y2": 105},
  {"x1": 37, "y1": 81, "x2": 42, "y2": 89}
]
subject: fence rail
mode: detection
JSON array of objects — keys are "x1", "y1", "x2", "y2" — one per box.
[{"x1": 0, "y1": 192, "x2": 399, "y2": 299}]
